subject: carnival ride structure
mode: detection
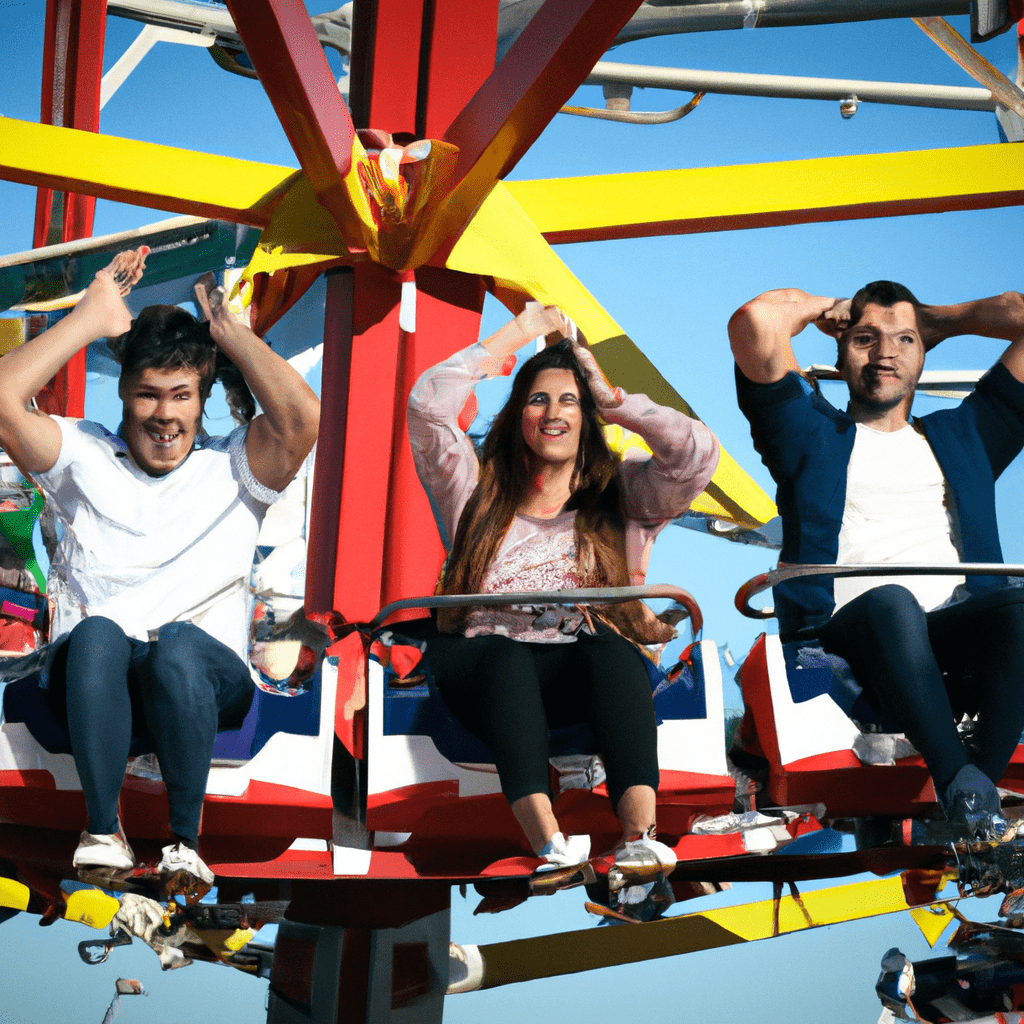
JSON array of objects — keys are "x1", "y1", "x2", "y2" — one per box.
[{"x1": 1, "y1": 1, "x2": 1024, "y2": 1021}]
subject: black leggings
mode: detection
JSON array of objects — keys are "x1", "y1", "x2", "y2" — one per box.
[
  {"x1": 411, "y1": 623, "x2": 659, "y2": 807},
  {"x1": 817, "y1": 584, "x2": 1024, "y2": 794}
]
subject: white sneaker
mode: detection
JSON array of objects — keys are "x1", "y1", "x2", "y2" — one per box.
[
  {"x1": 73, "y1": 828, "x2": 135, "y2": 871},
  {"x1": 536, "y1": 831, "x2": 591, "y2": 871},
  {"x1": 158, "y1": 843, "x2": 214, "y2": 886}
]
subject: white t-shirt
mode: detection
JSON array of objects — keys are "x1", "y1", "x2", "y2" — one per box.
[
  {"x1": 35, "y1": 418, "x2": 281, "y2": 661},
  {"x1": 834, "y1": 421, "x2": 964, "y2": 612}
]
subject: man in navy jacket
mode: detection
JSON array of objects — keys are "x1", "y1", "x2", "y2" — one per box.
[{"x1": 729, "y1": 282, "x2": 1024, "y2": 836}]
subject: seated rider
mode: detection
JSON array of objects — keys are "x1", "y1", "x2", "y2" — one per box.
[
  {"x1": 406, "y1": 303, "x2": 720, "y2": 870},
  {"x1": 0, "y1": 249, "x2": 320, "y2": 881},
  {"x1": 728, "y1": 282, "x2": 1024, "y2": 835}
]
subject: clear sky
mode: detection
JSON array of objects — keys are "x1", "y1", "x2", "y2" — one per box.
[{"x1": 1, "y1": 2, "x2": 1023, "y2": 1022}]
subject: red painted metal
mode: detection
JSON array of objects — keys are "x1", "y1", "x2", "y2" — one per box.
[
  {"x1": 305, "y1": 264, "x2": 404, "y2": 622},
  {"x1": 33, "y1": 0, "x2": 107, "y2": 419},
  {"x1": 34, "y1": 0, "x2": 107, "y2": 248},
  {"x1": 306, "y1": 269, "x2": 354, "y2": 615},
  {"x1": 379, "y1": 268, "x2": 485, "y2": 619},
  {"x1": 418, "y1": 0, "x2": 499, "y2": 138},
  {"x1": 422, "y1": 0, "x2": 643, "y2": 264},
  {"x1": 348, "y1": 0, "x2": 426, "y2": 134},
  {"x1": 225, "y1": 0, "x2": 360, "y2": 245}
]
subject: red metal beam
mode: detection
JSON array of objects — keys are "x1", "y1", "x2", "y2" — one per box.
[
  {"x1": 34, "y1": 0, "x2": 108, "y2": 249},
  {"x1": 33, "y1": 0, "x2": 107, "y2": 420},
  {"x1": 380, "y1": 268, "x2": 485, "y2": 619},
  {"x1": 305, "y1": 269, "x2": 353, "y2": 616},
  {"x1": 224, "y1": 0, "x2": 361, "y2": 247},
  {"x1": 416, "y1": 0, "x2": 642, "y2": 265},
  {"x1": 305, "y1": 265, "x2": 404, "y2": 621},
  {"x1": 348, "y1": 0, "x2": 427, "y2": 134},
  {"x1": 418, "y1": 0, "x2": 499, "y2": 138}
]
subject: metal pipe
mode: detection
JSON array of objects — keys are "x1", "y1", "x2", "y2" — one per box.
[
  {"x1": 614, "y1": 0, "x2": 971, "y2": 42},
  {"x1": 497, "y1": 0, "x2": 971, "y2": 57},
  {"x1": 585, "y1": 59, "x2": 997, "y2": 111},
  {"x1": 107, "y1": 0, "x2": 351, "y2": 56}
]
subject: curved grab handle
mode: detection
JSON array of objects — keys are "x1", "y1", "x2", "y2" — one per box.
[
  {"x1": 371, "y1": 584, "x2": 703, "y2": 639},
  {"x1": 735, "y1": 562, "x2": 1024, "y2": 620}
]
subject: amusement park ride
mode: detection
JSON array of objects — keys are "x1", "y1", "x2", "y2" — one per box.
[{"x1": 1, "y1": 0, "x2": 1024, "y2": 1021}]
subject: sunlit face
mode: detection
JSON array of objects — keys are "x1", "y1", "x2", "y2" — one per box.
[
  {"x1": 839, "y1": 301, "x2": 925, "y2": 414},
  {"x1": 520, "y1": 368, "x2": 583, "y2": 467},
  {"x1": 121, "y1": 366, "x2": 203, "y2": 476}
]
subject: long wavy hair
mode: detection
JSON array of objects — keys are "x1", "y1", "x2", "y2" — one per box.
[{"x1": 438, "y1": 340, "x2": 672, "y2": 646}]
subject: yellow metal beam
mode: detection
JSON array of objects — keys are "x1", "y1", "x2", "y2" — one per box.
[
  {"x1": 472, "y1": 875, "x2": 940, "y2": 989},
  {"x1": 447, "y1": 182, "x2": 777, "y2": 528},
  {"x1": 505, "y1": 143, "x2": 1024, "y2": 244},
  {"x1": 0, "y1": 119, "x2": 298, "y2": 227}
]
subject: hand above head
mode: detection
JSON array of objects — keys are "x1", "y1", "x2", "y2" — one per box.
[
  {"x1": 571, "y1": 334, "x2": 624, "y2": 411},
  {"x1": 516, "y1": 302, "x2": 576, "y2": 348},
  {"x1": 76, "y1": 246, "x2": 149, "y2": 339},
  {"x1": 193, "y1": 273, "x2": 242, "y2": 347},
  {"x1": 812, "y1": 297, "x2": 851, "y2": 338}
]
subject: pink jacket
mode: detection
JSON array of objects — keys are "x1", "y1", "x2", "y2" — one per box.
[{"x1": 407, "y1": 343, "x2": 720, "y2": 589}]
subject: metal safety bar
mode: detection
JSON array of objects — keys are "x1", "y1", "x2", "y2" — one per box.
[
  {"x1": 370, "y1": 584, "x2": 703, "y2": 638},
  {"x1": 736, "y1": 563, "x2": 1024, "y2": 619}
]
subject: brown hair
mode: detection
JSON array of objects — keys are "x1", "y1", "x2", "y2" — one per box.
[
  {"x1": 112, "y1": 304, "x2": 255, "y2": 424},
  {"x1": 438, "y1": 341, "x2": 673, "y2": 646}
]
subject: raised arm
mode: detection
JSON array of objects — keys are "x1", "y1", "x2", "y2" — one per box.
[
  {"x1": 480, "y1": 302, "x2": 576, "y2": 361},
  {"x1": 196, "y1": 284, "x2": 320, "y2": 492},
  {"x1": 0, "y1": 249, "x2": 147, "y2": 475},
  {"x1": 914, "y1": 291, "x2": 1024, "y2": 381},
  {"x1": 728, "y1": 288, "x2": 837, "y2": 384},
  {"x1": 571, "y1": 337, "x2": 719, "y2": 519}
]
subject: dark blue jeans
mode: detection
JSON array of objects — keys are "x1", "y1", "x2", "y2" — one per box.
[
  {"x1": 817, "y1": 584, "x2": 1024, "y2": 796},
  {"x1": 46, "y1": 616, "x2": 254, "y2": 845}
]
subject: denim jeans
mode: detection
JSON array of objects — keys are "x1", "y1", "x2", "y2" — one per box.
[{"x1": 47, "y1": 616, "x2": 254, "y2": 844}]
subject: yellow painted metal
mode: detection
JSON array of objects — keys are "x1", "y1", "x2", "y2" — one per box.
[
  {"x1": 64, "y1": 888, "x2": 121, "y2": 930},
  {"x1": 505, "y1": 143, "x2": 1024, "y2": 241},
  {"x1": 0, "y1": 877, "x2": 30, "y2": 912},
  {"x1": 915, "y1": 17, "x2": 1024, "y2": 117},
  {"x1": 475, "y1": 875, "x2": 941, "y2": 988},
  {"x1": 0, "y1": 319, "x2": 24, "y2": 356},
  {"x1": 447, "y1": 182, "x2": 777, "y2": 528},
  {"x1": 0, "y1": 119, "x2": 297, "y2": 227},
  {"x1": 910, "y1": 903, "x2": 956, "y2": 947}
]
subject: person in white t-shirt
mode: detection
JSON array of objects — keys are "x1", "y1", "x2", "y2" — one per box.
[
  {"x1": 0, "y1": 249, "x2": 320, "y2": 882},
  {"x1": 729, "y1": 281, "x2": 1024, "y2": 837}
]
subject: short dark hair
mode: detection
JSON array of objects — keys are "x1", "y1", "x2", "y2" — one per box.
[
  {"x1": 847, "y1": 280, "x2": 922, "y2": 330},
  {"x1": 113, "y1": 305, "x2": 218, "y2": 403},
  {"x1": 837, "y1": 280, "x2": 923, "y2": 370}
]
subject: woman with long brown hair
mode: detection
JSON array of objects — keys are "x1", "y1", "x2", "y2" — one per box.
[{"x1": 407, "y1": 304, "x2": 720, "y2": 869}]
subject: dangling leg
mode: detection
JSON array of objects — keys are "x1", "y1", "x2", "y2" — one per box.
[
  {"x1": 818, "y1": 585, "x2": 970, "y2": 797},
  {"x1": 47, "y1": 616, "x2": 137, "y2": 868},
  {"x1": 557, "y1": 627, "x2": 675, "y2": 885},
  {"x1": 929, "y1": 588, "x2": 1024, "y2": 786},
  {"x1": 426, "y1": 631, "x2": 571, "y2": 856},
  {"x1": 137, "y1": 623, "x2": 253, "y2": 864}
]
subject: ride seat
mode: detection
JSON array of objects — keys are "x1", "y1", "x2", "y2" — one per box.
[{"x1": 737, "y1": 633, "x2": 937, "y2": 816}]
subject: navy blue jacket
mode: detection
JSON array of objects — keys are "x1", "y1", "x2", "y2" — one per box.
[{"x1": 736, "y1": 362, "x2": 1024, "y2": 640}]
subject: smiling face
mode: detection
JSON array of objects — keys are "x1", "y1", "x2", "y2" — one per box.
[
  {"x1": 520, "y1": 367, "x2": 583, "y2": 468},
  {"x1": 839, "y1": 301, "x2": 925, "y2": 418},
  {"x1": 121, "y1": 366, "x2": 204, "y2": 476}
]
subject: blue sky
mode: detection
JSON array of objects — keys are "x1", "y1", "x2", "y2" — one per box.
[{"x1": 1, "y1": 2, "x2": 1023, "y2": 1021}]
